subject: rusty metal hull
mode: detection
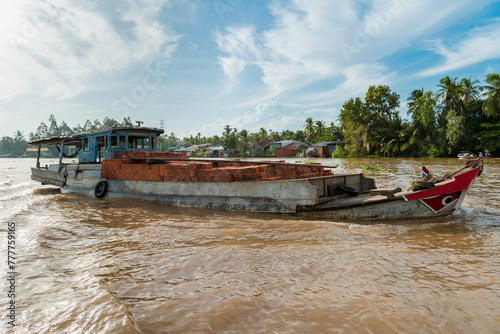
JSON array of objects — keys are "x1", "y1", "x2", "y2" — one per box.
[
  {"x1": 30, "y1": 163, "x2": 481, "y2": 221},
  {"x1": 56, "y1": 164, "x2": 322, "y2": 213},
  {"x1": 31, "y1": 167, "x2": 66, "y2": 187}
]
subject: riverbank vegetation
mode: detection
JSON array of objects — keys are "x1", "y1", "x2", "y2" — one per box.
[{"x1": 1, "y1": 73, "x2": 499, "y2": 158}]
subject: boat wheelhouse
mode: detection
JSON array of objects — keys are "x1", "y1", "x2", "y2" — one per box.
[{"x1": 30, "y1": 125, "x2": 164, "y2": 166}]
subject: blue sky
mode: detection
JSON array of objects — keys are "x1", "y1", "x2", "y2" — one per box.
[{"x1": 1, "y1": 0, "x2": 500, "y2": 138}]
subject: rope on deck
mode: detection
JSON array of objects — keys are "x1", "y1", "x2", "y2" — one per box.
[{"x1": 407, "y1": 158, "x2": 482, "y2": 192}]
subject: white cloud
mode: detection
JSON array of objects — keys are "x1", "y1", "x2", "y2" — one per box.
[
  {"x1": 300, "y1": 63, "x2": 397, "y2": 106},
  {"x1": 417, "y1": 21, "x2": 500, "y2": 77},
  {"x1": 217, "y1": 56, "x2": 247, "y2": 83},
  {"x1": 215, "y1": 0, "x2": 495, "y2": 99},
  {"x1": 305, "y1": 107, "x2": 338, "y2": 115},
  {"x1": 200, "y1": 101, "x2": 304, "y2": 135},
  {"x1": 0, "y1": 0, "x2": 180, "y2": 100},
  {"x1": 198, "y1": 101, "x2": 344, "y2": 136}
]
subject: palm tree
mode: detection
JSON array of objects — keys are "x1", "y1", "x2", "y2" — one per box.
[
  {"x1": 381, "y1": 116, "x2": 412, "y2": 156},
  {"x1": 14, "y1": 130, "x2": 24, "y2": 142},
  {"x1": 223, "y1": 125, "x2": 232, "y2": 137},
  {"x1": 407, "y1": 88, "x2": 424, "y2": 108},
  {"x1": 237, "y1": 129, "x2": 250, "y2": 155},
  {"x1": 460, "y1": 77, "x2": 481, "y2": 105},
  {"x1": 304, "y1": 118, "x2": 315, "y2": 142},
  {"x1": 269, "y1": 131, "x2": 281, "y2": 141},
  {"x1": 314, "y1": 120, "x2": 326, "y2": 141},
  {"x1": 222, "y1": 125, "x2": 237, "y2": 150},
  {"x1": 436, "y1": 76, "x2": 459, "y2": 110},
  {"x1": 258, "y1": 127, "x2": 268, "y2": 141},
  {"x1": 482, "y1": 73, "x2": 500, "y2": 120}
]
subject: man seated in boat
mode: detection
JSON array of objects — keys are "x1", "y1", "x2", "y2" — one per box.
[{"x1": 118, "y1": 137, "x2": 129, "y2": 149}]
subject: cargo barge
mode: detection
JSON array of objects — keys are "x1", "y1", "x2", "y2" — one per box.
[{"x1": 29, "y1": 125, "x2": 483, "y2": 221}]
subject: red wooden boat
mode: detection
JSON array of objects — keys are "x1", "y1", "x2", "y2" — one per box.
[{"x1": 298, "y1": 160, "x2": 482, "y2": 220}]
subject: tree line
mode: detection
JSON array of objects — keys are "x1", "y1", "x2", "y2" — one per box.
[
  {"x1": 340, "y1": 74, "x2": 499, "y2": 157},
  {"x1": 1, "y1": 73, "x2": 498, "y2": 158}
]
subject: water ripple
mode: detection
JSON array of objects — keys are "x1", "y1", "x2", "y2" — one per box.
[{"x1": 1, "y1": 158, "x2": 499, "y2": 333}]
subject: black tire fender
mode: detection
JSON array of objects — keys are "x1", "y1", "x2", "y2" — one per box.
[
  {"x1": 338, "y1": 184, "x2": 359, "y2": 197},
  {"x1": 94, "y1": 180, "x2": 108, "y2": 198}
]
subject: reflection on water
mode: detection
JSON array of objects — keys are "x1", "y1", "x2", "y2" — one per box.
[{"x1": 1, "y1": 158, "x2": 499, "y2": 333}]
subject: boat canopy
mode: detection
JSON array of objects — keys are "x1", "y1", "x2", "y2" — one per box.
[{"x1": 29, "y1": 135, "x2": 81, "y2": 147}]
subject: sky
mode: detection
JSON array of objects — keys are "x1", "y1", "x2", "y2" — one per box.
[{"x1": 1, "y1": 0, "x2": 500, "y2": 139}]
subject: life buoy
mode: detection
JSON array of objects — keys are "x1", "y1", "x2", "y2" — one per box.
[
  {"x1": 94, "y1": 181, "x2": 108, "y2": 198},
  {"x1": 338, "y1": 184, "x2": 359, "y2": 197}
]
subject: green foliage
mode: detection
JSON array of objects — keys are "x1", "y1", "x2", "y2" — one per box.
[
  {"x1": 331, "y1": 145, "x2": 347, "y2": 158},
  {"x1": 29, "y1": 114, "x2": 133, "y2": 140},
  {"x1": 339, "y1": 97, "x2": 369, "y2": 157},
  {"x1": 340, "y1": 86, "x2": 403, "y2": 157},
  {"x1": 445, "y1": 109, "x2": 466, "y2": 154},
  {"x1": 362, "y1": 165, "x2": 391, "y2": 172},
  {"x1": 365, "y1": 85, "x2": 400, "y2": 122},
  {"x1": 482, "y1": 73, "x2": 500, "y2": 121},
  {"x1": 407, "y1": 91, "x2": 447, "y2": 157},
  {"x1": 304, "y1": 117, "x2": 316, "y2": 142},
  {"x1": 296, "y1": 158, "x2": 315, "y2": 164},
  {"x1": 475, "y1": 122, "x2": 500, "y2": 153},
  {"x1": 0, "y1": 132, "x2": 29, "y2": 157}
]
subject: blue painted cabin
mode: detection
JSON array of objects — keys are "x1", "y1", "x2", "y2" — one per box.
[
  {"x1": 76, "y1": 126, "x2": 164, "y2": 163},
  {"x1": 29, "y1": 126, "x2": 165, "y2": 165}
]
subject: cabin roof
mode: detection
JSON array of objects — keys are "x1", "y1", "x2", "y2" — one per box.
[
  {"x1": 73, "y1": 126, "x2": 164, "y2": 137},
  {"x1": 29, "y1": 126, "x2": 164, "y2": 146},
  {"x1": 29, "y1": 136, "x2": 81, "y2": 146}
]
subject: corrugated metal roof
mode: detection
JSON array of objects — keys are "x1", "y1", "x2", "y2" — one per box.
[
  {"x1": 257, "y1": 139, "x2": 274, "y2": 147},
  {"x1": 280, "y1": 141, "x2": 308, "y2": 150},
  {"x1": 311, "y1": 140, "x2": 346, "y2": 147},
  {"x1": 29, "y1": 136, "x2": 81, "y2": 146}
]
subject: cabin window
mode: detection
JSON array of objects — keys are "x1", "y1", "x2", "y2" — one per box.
[
  {"x1": 96, "y1": 136, "x2": 106, "y2": 150},
  {"x1": 118, "y1": 135, "x2": 128, "y2": 149},
  {"x1": 133, "y1": 137, "x2": 142, "y2": 148},
  {"x1": 128, "y1": 135, "x2": 151, "y2": 150},
  {"x1": 110, "y1": 135, "x2": 118, "y2": 149},
  {"x1": 107, "y1": 133, "x2": 158, "y2": 151},
  {"x1": 83, "y1": 138, "x2": 89, "y2": 151}
]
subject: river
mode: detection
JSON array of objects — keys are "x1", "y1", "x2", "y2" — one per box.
[{"x1": 1, "y1": 157, "x2": 499, "y2": 333}]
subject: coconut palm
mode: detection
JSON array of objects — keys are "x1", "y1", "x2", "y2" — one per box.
[
  {"x1": 314, "y1": 120, "x2": 326, "y2": 141},
  {"x1": 381, "y1": 115, "x2": 412, "y2": 156},
  {"x1": 258, "y1": 127, "x2": 268, "y2": 141},
  {"x1": 460, "y1": 77, "x2": 482, "y2": 105},
  {"x1": 436, "y1": 76, "x2": 459, "y2": 110},
  {"x1": 482, "y1": 73, "x2": 500, "y2": 120},
  {"x1": 407, "y1": 88, "x2": 424, "y2": 108},
  {"x1": 269, "y1": 131, "x2": 281, "y2": 141},
  {"x1": 304, "y1": 118, "x2": 315, "y2": 142},
  {"x1": 237, "y1": 129, "x2": 250, "y2": 155}
]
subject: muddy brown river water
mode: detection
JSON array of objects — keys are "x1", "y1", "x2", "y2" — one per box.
[{"x1": 1, "y1": 158, "x2": 499, "y2": 333}]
